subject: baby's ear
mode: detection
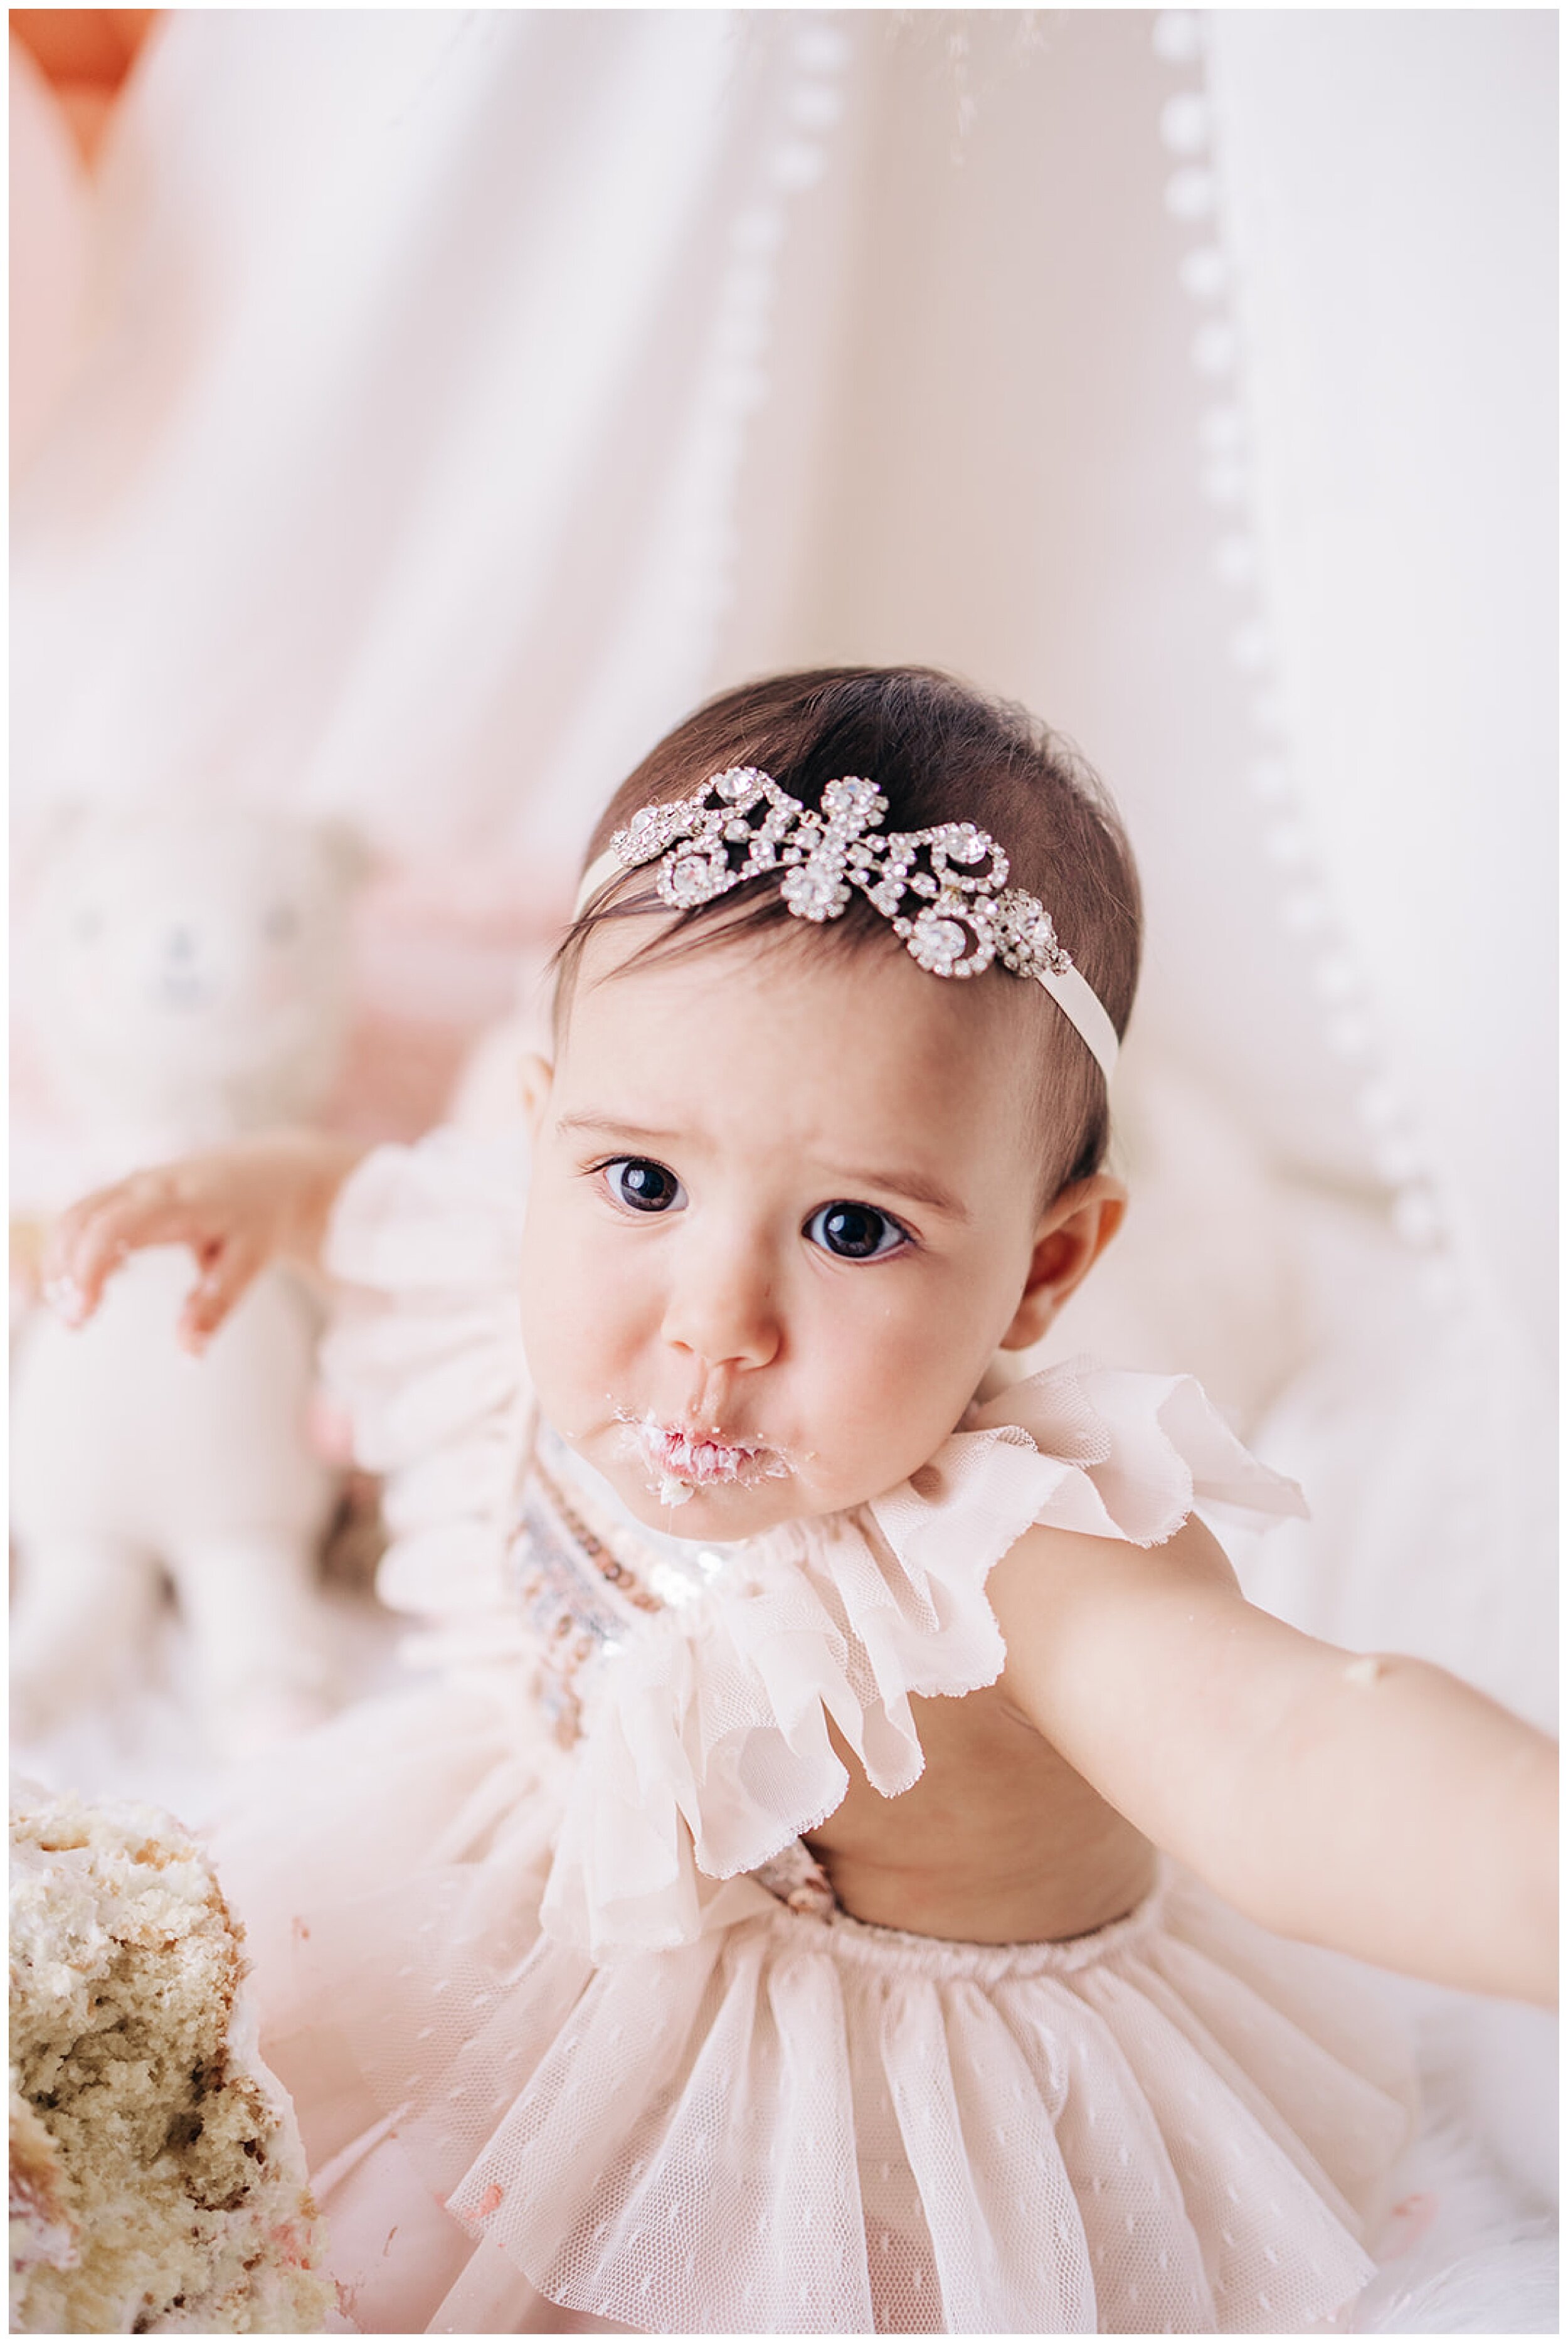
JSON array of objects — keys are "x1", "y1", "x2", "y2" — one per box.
[
  {"x1": 999, "y1": 1176, "x2": 1126, "y2": 1351},
  {"x1": 518, "y1": 1053, "x2": 554, "y2": 1137}
]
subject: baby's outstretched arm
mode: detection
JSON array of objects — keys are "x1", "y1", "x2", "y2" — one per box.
[
  {"x1": 43, "y1": 1132, "x2": 368, "y2": 1352},
  {"x1": 990, "y1": 1519, "x2": 1557, "y2": 2005}
]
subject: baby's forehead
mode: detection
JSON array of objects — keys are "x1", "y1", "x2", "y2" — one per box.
[
  {"x1": 558, "y1": 906, "x2": 1038, "y2": 1145},
  {"x1": 565, "y1": 897, "x2": 1013, "y2": 1038}
]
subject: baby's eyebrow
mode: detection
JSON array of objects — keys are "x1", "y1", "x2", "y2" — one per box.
[
  {"x1": 556, "y1": 1113, "x2": 682, "y2": 1145},
  {"x1": 847, "y1": 1169, "x2": 970, "y2": 1223}
]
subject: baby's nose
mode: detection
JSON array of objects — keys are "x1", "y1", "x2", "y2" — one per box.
[{"x1": 661, "y1": 1244, "x2": 780, "y2": 1373}]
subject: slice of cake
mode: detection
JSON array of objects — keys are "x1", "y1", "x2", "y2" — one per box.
[{"x1": 9, "y1": 1781, "x2": 335, "y2": 2334}]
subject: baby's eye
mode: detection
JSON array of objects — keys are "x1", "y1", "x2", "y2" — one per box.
[
  {"x1": 804, "y1": 1201, "x2": 909, "y2": 1261},
  {"x1": 603, "y1": 1157, "x2": 687, "y2": 1214}
]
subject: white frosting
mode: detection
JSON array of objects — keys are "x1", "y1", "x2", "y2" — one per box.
[{"x1": 9, "y1": 1795, "x2": 225, "y2": 2036}]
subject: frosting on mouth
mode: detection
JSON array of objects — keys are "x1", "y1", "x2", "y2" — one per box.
[{"x1": 615, "y1": 1411, "x2": 790, "y2": 1510}]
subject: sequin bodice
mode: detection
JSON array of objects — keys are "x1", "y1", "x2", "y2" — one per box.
[{"x1": 507, "y1": 1421, "x2": 743, "y2": 1743}]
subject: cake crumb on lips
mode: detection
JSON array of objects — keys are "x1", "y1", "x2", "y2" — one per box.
[{"x1": 614, "y1": 1410, "x2": 790, "y2": 1509}]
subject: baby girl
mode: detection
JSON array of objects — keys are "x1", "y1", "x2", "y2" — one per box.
[{"x1": 46, "y1": 667, "x2": 1555, "y2": 2335}]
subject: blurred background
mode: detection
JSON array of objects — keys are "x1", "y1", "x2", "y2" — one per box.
[{"x1": 9, "y1": 4, "x2": 1555, "y2": 2203}]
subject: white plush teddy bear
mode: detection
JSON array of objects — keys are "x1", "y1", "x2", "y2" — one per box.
[{"x1": 11, "y1": 808, "x2": 364, "y2": 1756}]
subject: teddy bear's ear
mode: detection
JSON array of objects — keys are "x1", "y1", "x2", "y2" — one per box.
[
  {"x1": 313, "y1": 821, "x2": 375, "y2": 892},
  {"x1": 22, "y1": 799, "x2": 95, "y2": 856},
  {"x1": 14, "y1": 800, "x2": 108, "y2": 891}
]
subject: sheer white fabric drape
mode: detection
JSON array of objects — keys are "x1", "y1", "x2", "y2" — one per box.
[{"x1": 12, "y1": 10, "x2": 844, "y2": 873}]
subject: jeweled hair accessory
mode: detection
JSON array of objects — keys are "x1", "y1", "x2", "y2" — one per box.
[{"x1": 573, "y1": 765, "x2": 1118, "y2": 1080}]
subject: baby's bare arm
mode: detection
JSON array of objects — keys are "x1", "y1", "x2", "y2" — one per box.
[
  {"x1": 989, "y1": 1518, "x2": 1557, "y2": 2005},
  {"x1": 44, "y1": 1131, "x2": 368, "y2": 1352}
]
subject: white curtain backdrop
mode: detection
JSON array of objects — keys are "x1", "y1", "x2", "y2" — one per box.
[
  {"x1": 13, "y1": 11, "x2": 849, "y2": 865},
  {"x1": 1208, "y1": 8, "x2": 1554, "y2": 1376},
  {"x1": 11, "y1": 3, "x2": 1555, "y2": 2200}
]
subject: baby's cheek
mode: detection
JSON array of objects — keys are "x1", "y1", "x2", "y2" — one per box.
[
  {"x1": 863, "y1": 1296, "x2": 997, "y2": 1469},
  {"x1": 517, "y1": 1213, "x2": 580, "y2": 1395},
  {"x1": 519, "y1": 1221, "x2": 638, "y2": 1423},
  {"x1": 805, "y1": 1332, "x2": 956, "y2": 1501}
]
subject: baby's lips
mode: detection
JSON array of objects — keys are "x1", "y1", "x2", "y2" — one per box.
[
  {"x1": 615, "y1": 1407, "x2": 791, "y2": 1499},
  {"x1": 682, "y1": 1440, "x2": 759, "y2": 1485},
  {"x1": 647, "y1": 1424, "x2": 777, "y2": 1485}
]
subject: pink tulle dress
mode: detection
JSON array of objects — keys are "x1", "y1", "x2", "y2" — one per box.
[{"x1": 213, "y1": 1128, "x2": 1417, "y2": 2336}]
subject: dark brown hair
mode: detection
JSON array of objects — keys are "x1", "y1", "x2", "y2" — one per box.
[{"x1": 553, "y1": 666, "x2": 1142, "y2": 1197}]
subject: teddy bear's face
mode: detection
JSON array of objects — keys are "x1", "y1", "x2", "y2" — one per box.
[{"x1": 33, "y1": 814, "x2": 361, "y2": 1125}]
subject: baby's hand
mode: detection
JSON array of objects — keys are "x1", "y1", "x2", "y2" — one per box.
[{"x1": 43, "y1": 1132, "x2": 366, "y2": 1354}]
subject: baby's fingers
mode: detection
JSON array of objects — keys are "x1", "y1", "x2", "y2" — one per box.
[
  {"x1": 176, "y1": 1240, "x2": 263, "y2": 1354},
  {"x1": 44, "y1": 1172, "x2": 199, "y2": 1323}
]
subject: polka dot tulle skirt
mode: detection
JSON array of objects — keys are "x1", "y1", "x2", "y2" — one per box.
[{"x1": 218, "y1": 1674, "x2": 1415, "y2": 2335}]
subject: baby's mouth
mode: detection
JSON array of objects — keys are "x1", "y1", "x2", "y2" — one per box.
[{"x1": 615, "y1": 1412, "x2": 789, "y2": 1510}]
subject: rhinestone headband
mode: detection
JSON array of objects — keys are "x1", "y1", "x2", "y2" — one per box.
[{"x1": 572, "y1": 765, "x2": 1118, "y2": 1081}]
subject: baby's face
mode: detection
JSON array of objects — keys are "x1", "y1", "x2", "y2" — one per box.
[{"x1": 519, "y1": 914, "x2": 1076, "y2": 1538}]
